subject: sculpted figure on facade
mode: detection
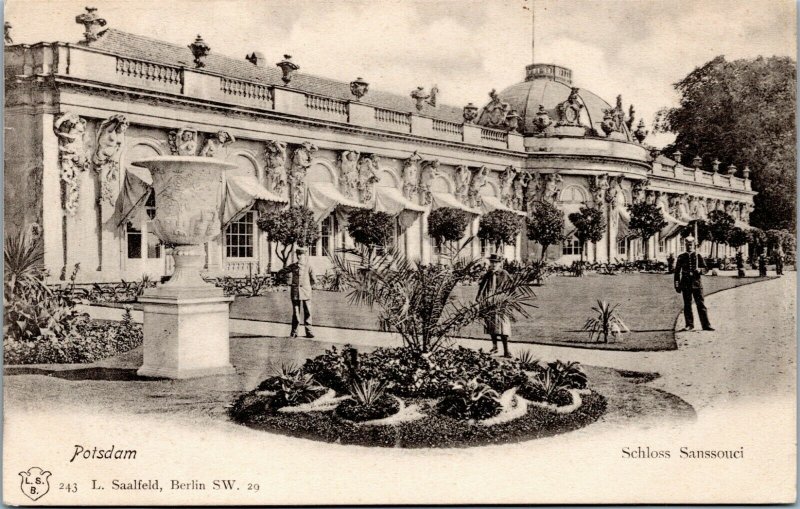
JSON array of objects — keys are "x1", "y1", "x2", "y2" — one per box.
[
  {"x1": 467, "y1": 166, "x2": 489, "y2": 208},
  {"x1": 498, "y1": 166, "x2": 518, "y2": 207},
  {"x1": 556, "y1": 87, "x2": 584, "y2": 127},
  {"x1": 454, "y1": 165, "x2": 471, "y2": 204},
  {"x1": 263, "y1": 140, "x2": 288, "y2": 195},
  {"x1": 724, "y1": 200, "x2": 737, "y2": 218},
  {"x1": 357, "y1": 153, "x2": 380, "y2": 203},
  {"x1": 677, "y1": 193, "x2": 692, "y2": 220},
  {"x1": 689, "y1": 195, "x2": 702, "y2": 219},
  {"x1": 401, "y1": 151, "x2": 422, "y2": 200},
  {"x1": 199, "y1": 130, "x2": 235, "y2": 158},
  {"x1": 526, "y1": 171, "x2": 542, "y2": 210},
  {"x1": 590, "y1": 173, "x2": 610, "y2": 205},
  {"x1": 288, "y1": 141, "x2": 318, "y2": 205},
  {"x1": 339, "y1": 150, "x2": 360, "y2": 199},
  {"x1": 54, "y1": 113, "x2": 89, "y2": 215},
  {"x1": 168, "y1": 127, "x2": 198, "y2": 156},
  {"x1": 511, "y1": 173, "x2": 529, "y2": 210},
  {"x1": 631, "y1": 178, "x2": 649, "y2": 204},
  {"x1": 742, "y1": 203, "x2": 754, "y2": 222},
  {"x1": 419, "y1": 160, "x2": 441, "y2": 206},
  {"x1": 606, "y1": 175, "x2": 624, "y2": 207},
  {"x1": 93, "y1": 114, "x2": 129, "y2": 205},
  {"x1": 543, "y1": 173, "x2": 563, "y2": 204}
]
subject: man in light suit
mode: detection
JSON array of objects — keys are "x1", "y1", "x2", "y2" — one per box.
[
  {"x1": 289, "y1": 246, "x2": 314, "y2": 338},
  {"x1": 674, "y1": 236, "x2": 714, "y2": 332}
]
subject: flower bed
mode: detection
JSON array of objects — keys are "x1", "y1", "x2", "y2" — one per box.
[
  {"x1": 229, "y1": 345, "x2": 606, "y2": 447},
  {"x1": 3, "y1": 313, "x2": 143, "y2": 365}
]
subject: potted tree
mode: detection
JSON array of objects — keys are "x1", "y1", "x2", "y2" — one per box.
[
  {"x1": 627, "y1": 202, "x2": 666, "y2": 261},
  {"x1": 257, "y1": 206, "x2": 319, "y2": 282},
  {"x1": 427, "y1": 207, "x2": 470, "y2": 262},
  {"x1": 478, "y1": 210, "x2": 522, "y2": 257},
  {"x1": 568, "y1": 206, "x2": 606, "y2": 267},
  {"x1": 526, "y1": 201, "x2": 566, "y2": 262}
]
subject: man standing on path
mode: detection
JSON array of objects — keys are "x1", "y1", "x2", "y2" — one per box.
[
  {"x1": 674, "y1": 236, "x2": 714, "y2": 332},
  {"x1": 289, "y1": 246, "x2": 314, "y2": 338},
  {"x1": 477, "y1": 253, "x2": 512, "y2": 357}
]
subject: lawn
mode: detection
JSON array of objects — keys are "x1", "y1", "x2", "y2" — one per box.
[{"x1": 231, "y1": 273, "x2": 773, "y2": 351}]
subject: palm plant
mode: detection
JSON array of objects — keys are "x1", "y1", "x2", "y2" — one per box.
[
  {"x1": 331, "y1": 245, "x2": 538, "y2": 353},
  {"x1": 348, "y1": 378, "x2": 388, "y2": 406},
  {"x1": 581, "y1": 300, "x2": 629, "y2": 343},
  {"x1": 516, "y1": 350, "x2": 540, "y2": 371}
]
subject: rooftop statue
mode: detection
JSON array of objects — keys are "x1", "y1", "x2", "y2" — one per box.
[{"x1": 556, "y1": 87, "x2": 584, "y2": 127}]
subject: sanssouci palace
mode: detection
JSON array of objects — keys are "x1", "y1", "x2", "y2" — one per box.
[{"x1": 4, "y1": 8, "x2": 756, "y2": 284}]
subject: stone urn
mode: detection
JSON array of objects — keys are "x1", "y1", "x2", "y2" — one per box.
[{"x1": 130, "y1": 156, "x2": 238, "y2": 379}]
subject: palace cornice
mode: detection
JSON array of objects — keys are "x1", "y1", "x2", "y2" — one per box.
[
  {"x1": 648, "y1": 174, "x2": 756, "y2": 198},
  {"x1": 523, "y1": 152, "x2": 652, "y2": 172},
  {"x1": 47, "y1": 76, "x2": 529, "y2": 161}
]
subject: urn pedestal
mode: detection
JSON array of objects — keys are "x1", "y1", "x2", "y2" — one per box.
[{"x1": 130, "y1": 156, "x2": 238, "y2": 379}]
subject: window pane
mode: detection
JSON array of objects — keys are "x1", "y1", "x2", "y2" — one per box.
[
  {"x1": 127, "y1": 222, "x2": 142, "y2": 259},
  {"x1": 225, "y1": 211, "x2": 255, "y2": 259}
]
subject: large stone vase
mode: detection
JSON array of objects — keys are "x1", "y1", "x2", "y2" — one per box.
[{"x1": 130, "y1": 156, "x2": 237, "y2": 379}]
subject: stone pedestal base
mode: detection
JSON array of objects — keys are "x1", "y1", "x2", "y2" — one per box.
[{"x1": 137, "y1": 289, "x2": 236, "y2": 379}]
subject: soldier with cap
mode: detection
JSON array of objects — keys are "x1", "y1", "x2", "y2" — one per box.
[
  {"x1": 477, "y1": 253, "x2": 512, "y2": 357},
  {"x1": 674, "y1": 236, "x2": 714, "y2": 331},
  {"x1": 289, "y1": 246, "x2": 314, "y2": 338}
]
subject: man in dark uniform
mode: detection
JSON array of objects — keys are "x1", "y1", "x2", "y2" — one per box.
[
  {"x1": 477, "y1": 253, "x2": 512, "y2": 357},
  {"x1": 674, "y1": 236, "x2": 714, "y2": 331},
  {"x1": 289, "y1": 246, "x2": 314, "y2": 338}
]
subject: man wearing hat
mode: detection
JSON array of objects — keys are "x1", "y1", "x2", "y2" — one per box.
[
  {"x1": 477, "y1": 253, "x2": 512, "y2": 357},
  {"x1": 674, "y1": 236, "x2": 714, "y2": 331},
  {"x1": 289, "y1": 246, "x2": 314, "y2": 338}
]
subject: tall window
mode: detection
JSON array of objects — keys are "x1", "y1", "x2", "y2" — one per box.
[
  {"x1": 126, "y1": 222, "x2": 142, "y2": 259},
  {"x1": 480, "y1": 237, "x2": 496, "y2": 258},
  {"x1": 562, "y1": 236, "x2": 583, "y2": 255},
  {"x1": 617, "y1": 238, "x2": 627, "y2": 255},
  {"x1": 127, "y1": 192, "x2": 161, "y2": 259},
  {"x1": 320, "y1": 216, "x2": 332, "y2": 256},
  {"x1": 658, "y1": 235, "x2": 666, "y2": 253},
  {"x1": 225, "y1": 211, "x2": 255, "y2": 258}
]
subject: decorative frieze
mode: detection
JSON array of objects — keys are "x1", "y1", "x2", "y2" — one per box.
[
  {"x1": 92, "y1": 114, "x2": 129, "y2": 204},
  {"x1": 54, "y1": 113, "x2": 89, "y2": 215}
]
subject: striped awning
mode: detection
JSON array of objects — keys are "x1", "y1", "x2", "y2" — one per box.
[
  {"x1": 430, "y1": 192, "x2": 482, "y2": 215},
  {"x1": 481, "y1": 195, "x2": 527, "y2": 217},
  {"x1": 306, "y1": 182, "x2": 370, "y2": 222}
]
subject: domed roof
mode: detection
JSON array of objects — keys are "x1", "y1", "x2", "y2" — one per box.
[{"x1": 477, "y1": 64, "x2": 633, "y2": 141}]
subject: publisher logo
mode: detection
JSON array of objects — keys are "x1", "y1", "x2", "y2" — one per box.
[{"x1": 19, "y1": 467, "x2": 51, "y2": 501}]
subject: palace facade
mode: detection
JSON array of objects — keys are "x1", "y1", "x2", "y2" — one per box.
[{"x1": 4, "y1": 8, "x2": 756, "y2": 283}]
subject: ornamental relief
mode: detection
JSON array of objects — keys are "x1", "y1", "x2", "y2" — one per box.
[
  {"x1": 93, "y1": 114, "x2": 129, "y2": 205},
  {"x1": 54, "y1": 113, "x2": 89, "y2": 215}
]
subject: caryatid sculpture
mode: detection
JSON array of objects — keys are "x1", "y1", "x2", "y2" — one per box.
[
  {"x1": 357, "y1": 153, "x2": 380, "y2": 203},
  {"x1": 401, "y1": 151, "x2": 422, "y2": 200},
  {"x1": 289, "y1": 141, "x2": 317, "y2": 206},
  {"x1": 199, "y1": 130, "x2": 235, "y2": 158},
  {"x1": 168, "y1": 127, "x2": 198, "y2": 156},
  {"x1": 542, "y1": 173, "x2": 563, "y2": 204},
  {"x1": 467, "y1": 166, "x2": 489, "y2": 208},
  {"x1": 419, "y1": 159, "x2": 441, "y2": 206},
  {"x1": 339, "y1": 150, "x2": 360, "y2": 199},
  {"x1": 526, "y1": 171, "x2": 542, "y2": 210},
  {"x1": 454, "y1": 165, "x2": 471, "y2": 204},
  {"x1": 93, "y1": 114, "x2": 130, "y2": 205},
  {"x1": 590, "y1": 173, "x2": 610, "y2": 205},
  {"x1": 511, "y1": 173, "x2": 529, "y2": 211},
  {"x1": 264, "y1": 140, "x2": 288, "y2": 195},
  {"x1": 606, "y1": 175, "x2": 624, "y2": 208},
  {"x1": 498, "y1": 166, "x2": 518, "y2": 207},
  {"x1": 631, "y1": 179, "x2": 649, "y2": 204},
  {"x1": 54, "y1": 113, "x2": 89, "y2": 215}
]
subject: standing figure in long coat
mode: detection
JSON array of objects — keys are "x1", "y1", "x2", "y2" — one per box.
[{"x1": 477, "y1": 253, "x2": 512, "y2": 357}]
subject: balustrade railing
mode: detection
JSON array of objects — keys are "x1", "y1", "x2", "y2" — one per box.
[
  {"x1": 304, "y1": 93, "x2": 348, "y2": 119},
  {"x1": 432, "y1": 119, "x2": 463, "y2": 136},
  {"x1": 374, "y1": 107, "x2": 411, "y2": 127},
  {"x1": 116, "y1": 56, "x2": 182, "y2": 87},
  {"x1": 480, "y1": 127, "x2": 508, "y2": 143},
  {"x1": 220, "y1": 77, "x2": 272, "y2": 103}
]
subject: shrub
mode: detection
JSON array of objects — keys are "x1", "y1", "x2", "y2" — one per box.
[
  {"x1": 568, "y1": 206, "x2": 606, "y2": 263},
  {"x1": 478, "y1": 209, "x2": 522, "y2": 251},
  {"x1": 346, "y1": 209, "x2": 395, "y2": 253},
  {"x1": 436, "y1": 378, "x2": 502, "y2": 420},
  {"x1": 274, "y1": 372, "x2": 326, "y2": 407},
  {"x1": 257, "y1": 206, "x2": 319, "y2": 267},
  {"x1": 428, "y1": 207, "x2": 470, "y2": 244},
  {"x1": 527, "y1": 201, "x2": 566, "y2": 261},
  {"x1": 516, "y1": 350, "x2": 540, "y2": 372},
  {"x1": 335, "y1": 379, "x2": 399, "y2": 422},
  {"x1": 518, "y1": 360, "x2": 586, "y2": 405},
  {"x1": 627, "y1": 202, "x2": 667, "y2": 260}
]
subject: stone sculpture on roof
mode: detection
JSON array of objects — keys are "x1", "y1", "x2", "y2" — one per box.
[
  {"x1": 75, "y1": 7, "x2": 107, "y2": 43},
  {"x1": 477, "y1": 89, "x2": 512, "y2": 129},
  {"x1": 410, "y1": 86, "x2": 438, "y2": 111},
  {"x1": 556, "y1": 87, "x2": 584, "y2": 127}
]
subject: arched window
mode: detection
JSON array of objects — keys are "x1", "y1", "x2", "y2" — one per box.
[
  {"x1": 562, "y1": 236, "x2": 583, "y2": 255},
  {"x1": 560, "y1": 185, "x2": 587, "y2": 204}
]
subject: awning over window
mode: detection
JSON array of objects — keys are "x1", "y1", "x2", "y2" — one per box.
[
  {"x1": 374, "y1": 186, "x2": 426, "y2": 228},
  {"x1": 224, "y1": 175, "x2": 287, "y2": 226},
  {"x1": 657, "y1": 202, "x2": 688, "y2": 240},
  {"x1": 108, "y1": 166, "x2": 153, "y2": 230},
  {"x1": 430, "y1": 192, "x2": 481, "y2": 216},
  {"x1": 306, "y1": 181, "x2": 369, "y2": 222},
  {"x1": 617, "y1": 209, "x2": 630, "y2": 239},
  {"x1": 481, "y1": 195, "x2": 527, "y2": 217}
]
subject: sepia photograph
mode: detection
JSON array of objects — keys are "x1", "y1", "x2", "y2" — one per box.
[{"x1": 2, "y1": 0, "x2": 797, "y2": 505}]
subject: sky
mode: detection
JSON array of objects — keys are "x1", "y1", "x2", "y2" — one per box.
[{"x1": 4, "y1": 0, "x2": 797, "y2": 148}]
